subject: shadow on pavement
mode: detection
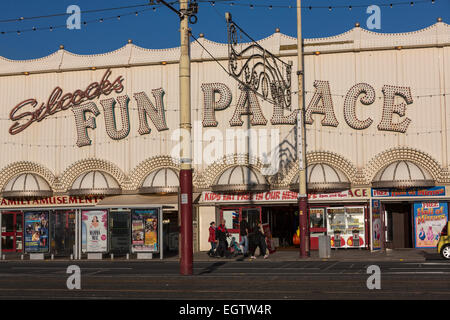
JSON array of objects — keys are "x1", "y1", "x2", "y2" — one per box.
[
  {"x1": 198, "y1": 261, "x2": 227, "y2": 275},
  {"x1": 422, "y1": 251, "x2": 445, "y2": 261}
]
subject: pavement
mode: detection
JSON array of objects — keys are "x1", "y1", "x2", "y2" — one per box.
[
  {"x1": 0, "y1": 247, "x2": 442, "y2": 262},
  {"x1": 177, "y1": 247, "x2": 443, "y2": 262}
]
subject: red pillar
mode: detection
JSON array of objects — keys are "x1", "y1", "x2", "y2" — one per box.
[
  {"x1": 179, "y1": 169, "x2": 193, "y2": 275},
  {"x1": 299, "y1": 196, "x2": 310, "y2": 258}
]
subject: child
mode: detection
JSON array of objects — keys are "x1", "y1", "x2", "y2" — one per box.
[{"x1": 229, "y1": 236, "x2": 242, "y2": 256}]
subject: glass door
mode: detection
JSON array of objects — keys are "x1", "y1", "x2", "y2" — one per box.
[
  {"x1": 109, "y1": 210, "x2": 130, "y2": 254},
  {"x1": 1, "y1": 211, "x2": 23, "y2": 252},
  {"x1": 51, "y1": 210, "x2": 76, "y2": 257}
]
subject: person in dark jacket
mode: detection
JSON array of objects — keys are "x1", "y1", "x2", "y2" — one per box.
[
  {"x1": 216, "y1": 219, "x2": 230, "y2": 257},
  {"x1": 208, "y1": 222, "x2": 218, "y2": 256},
  {"x1": 248, "y1": 220, "x2": 269, "y2": 260}
]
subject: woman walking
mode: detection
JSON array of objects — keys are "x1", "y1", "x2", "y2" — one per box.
[{"x1": 208, "y1": 221, "x2": 218, "y2": 257}]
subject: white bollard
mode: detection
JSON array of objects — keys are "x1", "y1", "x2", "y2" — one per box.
[
  {"x1": 111, "y1": 253, "x2": 114, "y2": 260},
  {"x1": 70, "y1": 254, "x2": 73, "y2": 260},
  {"x1": 51, "y1": 254, "x2": 54, "y2": 260},
  {"x1": 21, "y1": 254, "x2": 24, "y2": 260},
  {"x1": 126, "y1": 253, "x2": 129, "y2": 260}
]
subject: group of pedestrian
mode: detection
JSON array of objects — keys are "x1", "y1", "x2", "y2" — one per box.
[
  {"x1": 208, "y1": 219, "x2": 230, "y2": 258},
  {"x1": 208, "y1": 215, "x2": 269, "y2": 260}
]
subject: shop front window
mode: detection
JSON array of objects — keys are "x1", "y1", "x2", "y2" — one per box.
[
  {"x1": 2, "y1": 236, "x2": 13, "y2": 251},
  {"x1": 327, "y1": 207, "x2": 346, "y2": 233},
  {"x1": 309, "y1": 208, "x2": 325, "y2": 229},
  {"x1": 346, "y1": 207, "x2": 365, "y2": 234},
  {"x1": 2, "y1": 214, "x2": 14, "y2": 233},
  {"x1": 16, "y1": 213, "x2": 23, "y2": 233},
  {"x1": 326, "y1": 206, "x2": 366, "y2": 248},
  {"x1": 222, "y1": 210, "x2": 238, "y2": 230}
]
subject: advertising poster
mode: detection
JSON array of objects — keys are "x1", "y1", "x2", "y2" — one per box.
[
  {"x1": 82, "y1": 210, "x2": 108, "y2": 253},
  {"x1": 145, "y1": 218, "x2": 158, "y2": 248},
  {"x1": 414, "y1": 202, "x2": 448, "y2": 248},
  {"x1": 132, "y1": 209, "x2": 159, "y2": 252},
  {"x1": 132, "y1": 221, "x2": 144, "y2": 245},
  {"x1": 24, "y1": 211, "x2": 49, "y2": 253},
  {"x1": 371, "y1": 200, "x2": 382, "y2": 251}
]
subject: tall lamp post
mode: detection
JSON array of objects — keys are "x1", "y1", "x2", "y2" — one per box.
[
  {"x1": 178, "y1": 0, "x2": 193, "y2": 276},
  {"x1": 154, "y1": 0, "x2": 197, "y2": 275},
  {"x1": 297, "y1": 0, "x2": 309, "y2": 258}
]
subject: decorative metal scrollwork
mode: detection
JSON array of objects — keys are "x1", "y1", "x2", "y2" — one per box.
[{"x1": 226, "y1": 16, "x2": 292, "y2": 110}]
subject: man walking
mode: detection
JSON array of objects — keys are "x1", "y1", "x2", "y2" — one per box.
[{"x1": 239, "y1": 215, "x2": 249, "y2": 256}]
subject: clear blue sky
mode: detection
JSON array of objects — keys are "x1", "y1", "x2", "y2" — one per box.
[{"x1": 0, "y1": 0, "x2": 448, "y2": 60}]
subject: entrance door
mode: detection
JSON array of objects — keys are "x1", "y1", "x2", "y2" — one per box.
[
  {"x1": 220, "y1": 207, "x2": 261, "y2": 244},
  {"x1": 109, "y1": 210, "x2": 130, "y2": 254},
  {"x1": 1, "y1": 211, "x2": 23, "y2": 252},
  {"x1": 51, "y1": 210, "x2": 76, "y2": 257},
  {"x1": 392, "y1": 213, "x2": 406, "y2": 248},
  {"x1": 385, "y1": 203, "x2": 413, "y2": 249}
]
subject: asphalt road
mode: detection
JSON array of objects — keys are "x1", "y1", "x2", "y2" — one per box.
[{"x1": 0, "y1": 258, "x2": 449, "y2": 300}]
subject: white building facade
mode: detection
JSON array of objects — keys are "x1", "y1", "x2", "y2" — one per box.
[{"x1": 0, "y1": 20, "x2": 449, "y2": 257}]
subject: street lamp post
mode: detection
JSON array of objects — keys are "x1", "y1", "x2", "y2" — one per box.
[
  {"x1": 179, "y1": 0, "x2": 193, "y2": 275},
  {"x1": 297, "y1": 0, "x2": 309, "y2": 258},
  {"x1": 153, "y1": 0, "x2": 197, "y2": 275}
]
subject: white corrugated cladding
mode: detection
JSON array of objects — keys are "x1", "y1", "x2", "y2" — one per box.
[{"x1": 0, "y1": 21, "x2": 448, "y2": 191}]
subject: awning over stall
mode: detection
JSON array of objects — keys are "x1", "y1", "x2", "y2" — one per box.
[
  {"x1": 371, "y1": 160, "x2": 435, "y2": 189},
  {"x1": 139, "y1": 168, "x2": 179, "y2": 194},
  {"x1": 290, "y1": 163, "x2": 351, "y2": 192},
  {"x1": 211, "y1": 165, "x2": 269, "y2": 193},
  {"x1": 68, "y1": 170, "x2": 122, "y2": 196},
  {"x1": 2, "y1": 173, "x2": 53, "y2": 198}
]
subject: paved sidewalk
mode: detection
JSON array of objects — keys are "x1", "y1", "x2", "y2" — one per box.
[
  {"x1": 183, "y1": 248, "x2": 443, "y2": 262},
  {"x1": 0, "y1": 248, "x2": 442, "y2": 262}
]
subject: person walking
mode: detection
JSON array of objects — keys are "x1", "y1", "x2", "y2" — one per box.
[
  {"x1": 208, "y1": 221, "x2": 218, "y2": 257},
  {"x1": 239, "y1": 215, "x2": 249, "y2": 256},
  {"x1": 216, "y1": 219, "x2": 230, "y2": 258},
  {"x1": 249, "y1": 220, "x2": 269, "y2": 260}
]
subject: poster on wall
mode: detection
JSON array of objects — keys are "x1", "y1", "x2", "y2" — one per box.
[
  {"x1": 132, "y1": 221, "x2": 144, "y2": 245},
  {"x1": 24, "y1": 211, "x2": 49, "y2": 253},
  {"x1": 371, "y1": 200, "x2": 382, "y2": 251},
  {"x1": 132, "y1": 209, "x2": 159, "y2": 252},
  {"x1": 414, "y1": 202, "x2": 448, "y2": 248},
  {"x1": 82, "y1": 210, "x2": 108, "y2": 253}
]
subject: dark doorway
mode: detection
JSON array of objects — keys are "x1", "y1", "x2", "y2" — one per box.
[
  {"x1": 263, "y1": 206, "x2": 297, "y2": 247},
  {"x1": 109, "y1": 210, "x2": 131, "y2": 254},
  {"x1": 163, "y1": 210, "x2": 179, "y2": 254},
  {"x1": 51, "y1": 210, "x2": 76, "y2": 257},
  {"x1": 384, "y1": 203, "x2": 413, "y2": 248}
]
